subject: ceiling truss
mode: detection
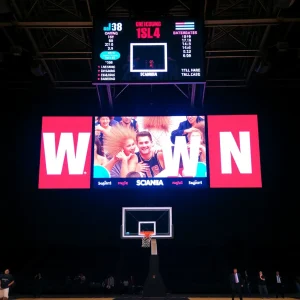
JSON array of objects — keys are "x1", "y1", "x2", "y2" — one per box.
[{"x1": 0, "y1": 0, "x2": 299, "y2": 108}]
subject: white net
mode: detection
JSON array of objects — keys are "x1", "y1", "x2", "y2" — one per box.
[
  {"x1": 141, "y1": 233, "x2": 152, "y2": 248},
  {"x1": 141, "y1": 236, "x2": 151, "y2": 248}
]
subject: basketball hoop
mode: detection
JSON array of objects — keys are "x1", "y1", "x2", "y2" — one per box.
[{"x1": 141, "y1": 231, "x2": 154, "y2": 248}]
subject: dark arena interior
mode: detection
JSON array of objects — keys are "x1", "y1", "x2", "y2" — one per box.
[{"x1": 1, "y1": 0, "x2": 299, "y2": 300}]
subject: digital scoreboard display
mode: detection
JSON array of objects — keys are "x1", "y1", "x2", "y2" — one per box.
[{"x1": 92, "y1": 19, "x2": 205, "y2": 84}]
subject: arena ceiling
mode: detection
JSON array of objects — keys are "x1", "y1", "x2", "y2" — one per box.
[{"x1": 0, "y1": 0, "x2": 299, "y2": 107}]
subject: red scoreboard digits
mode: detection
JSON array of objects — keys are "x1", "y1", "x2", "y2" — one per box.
[{"x1": 136, "y1": 21, "x2": 161, "y2": 39}]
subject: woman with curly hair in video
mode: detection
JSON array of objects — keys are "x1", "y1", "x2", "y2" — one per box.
[{"x1": 103, "y1": 125, "x2": 137, "y2": 178}]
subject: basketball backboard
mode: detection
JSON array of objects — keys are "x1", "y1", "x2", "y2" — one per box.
[{"x1": 121, "y1": 207, "x2": 173, "y2": 239}]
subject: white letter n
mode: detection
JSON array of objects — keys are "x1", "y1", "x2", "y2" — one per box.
[{"x1": 219, "y1": 132, "x2": 252, "y2": 174}]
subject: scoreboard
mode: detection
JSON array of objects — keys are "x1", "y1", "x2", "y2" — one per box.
[{"x1": 92, "y1": 19, "x2": 205, "y2": 84}]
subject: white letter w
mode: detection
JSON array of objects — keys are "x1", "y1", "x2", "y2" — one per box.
[{"x1": 43, "y1": 132, "x2": 90, "y2": 175}]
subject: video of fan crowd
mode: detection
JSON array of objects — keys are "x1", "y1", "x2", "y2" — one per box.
[{"x1": 93, "y1": 116, "x2": 208, "y2": 188}]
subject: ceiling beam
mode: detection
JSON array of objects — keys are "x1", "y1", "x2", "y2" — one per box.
[
  {"x1": 1, "y1": 18, "x2": 300, "y2": 28},
  {"x1": 37, "y1": 55, "x2": 259, "y2": 60}
]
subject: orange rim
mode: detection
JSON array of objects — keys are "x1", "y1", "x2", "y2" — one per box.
[{"x1": 141, "y1": 231, "x2": 154, "y2": 238}]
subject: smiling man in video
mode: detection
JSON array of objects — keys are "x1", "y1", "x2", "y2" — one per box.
[{"x1": 128, "y1": 131, "x2": 165, "y2": 178}]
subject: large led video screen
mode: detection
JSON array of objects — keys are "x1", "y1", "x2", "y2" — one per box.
[
  {"x1": 93, "y1": 116, "x2": 208, "y2": 188},
  {"x1": 92, "y1": 19, "x2": 205, "y2": 84},
  {"x1": 38, "y1": 115, "x2": 262, "y2": 189}
]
